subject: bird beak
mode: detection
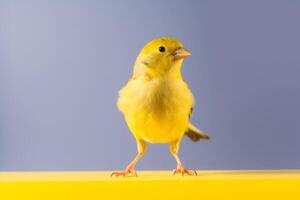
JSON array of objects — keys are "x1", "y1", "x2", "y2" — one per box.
[{"x1": 172, "y1": 47, "x2": 191, "y2": 60}]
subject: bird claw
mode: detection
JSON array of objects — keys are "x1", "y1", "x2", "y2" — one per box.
[
  {"x1": 111, "y1": 169, "x2": 138, "y2": 177},
  {"x1": 173, "y1": 164, "x2": 197, "y2": 176}
]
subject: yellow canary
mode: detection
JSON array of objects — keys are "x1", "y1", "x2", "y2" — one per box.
[{"x1": 112, "y1": 37, "x2": 209, "y2": 177}]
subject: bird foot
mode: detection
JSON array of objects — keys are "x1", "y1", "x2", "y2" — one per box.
[
  {"x1": 173, "y1": 163, "x2": 197, "y2": 176},
  {"x1": 111, "y1": 166, "x2": 137, "y2": 177}
]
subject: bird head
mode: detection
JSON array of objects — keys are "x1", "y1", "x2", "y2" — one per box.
[{"x1": 133, "y1": 37, "x2": 191, "y2": 79}]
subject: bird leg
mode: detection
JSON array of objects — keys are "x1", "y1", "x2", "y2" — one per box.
[
  {"x1": 170, "y1": 140, "x2": 197, "y2": 176},
  {"x1": 111, "y1": 140, "x2": 147, "y2": 177}
]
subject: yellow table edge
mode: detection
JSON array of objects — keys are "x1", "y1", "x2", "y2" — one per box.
[{"x1": 1, "y1": 170, "x2": 300, "y2": 199}]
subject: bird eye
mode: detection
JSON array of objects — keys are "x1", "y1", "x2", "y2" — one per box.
[{"x1": 158, "y1": 46, "x2": 166, "y2": 53}]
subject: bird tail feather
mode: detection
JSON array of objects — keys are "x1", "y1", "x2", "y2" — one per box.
[{"x1": 185, "y1": 123, "x2": 210, "y2": 142}]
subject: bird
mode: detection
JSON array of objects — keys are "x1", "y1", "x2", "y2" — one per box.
[{"x1": 111, "y1": 37, "x2": 209, "y2": 177}]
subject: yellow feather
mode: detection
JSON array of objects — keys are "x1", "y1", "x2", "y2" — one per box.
[{"x1": 117, "y1": 37, "x2": 194, "y2": 143}]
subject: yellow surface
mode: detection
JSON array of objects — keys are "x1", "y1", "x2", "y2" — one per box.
[{"x1": 1, "y1": 170, "x2": 300, "y2": 199}]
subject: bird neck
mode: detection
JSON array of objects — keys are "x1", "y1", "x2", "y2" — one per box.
[
  {"x1": 165, "y1": 60, "x2": 184, "y2": 80},
  {"x1": 132, "y1": 60, "x2": 184, "y2": 80}
]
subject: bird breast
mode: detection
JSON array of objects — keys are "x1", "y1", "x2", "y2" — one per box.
[{"x1": 117, "y1": 77, "x2": 194, "y2": 143}]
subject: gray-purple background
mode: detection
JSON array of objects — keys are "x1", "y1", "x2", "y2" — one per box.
[{"x1": 1, "y1": 0, "x2": 299, "y2": 171}]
